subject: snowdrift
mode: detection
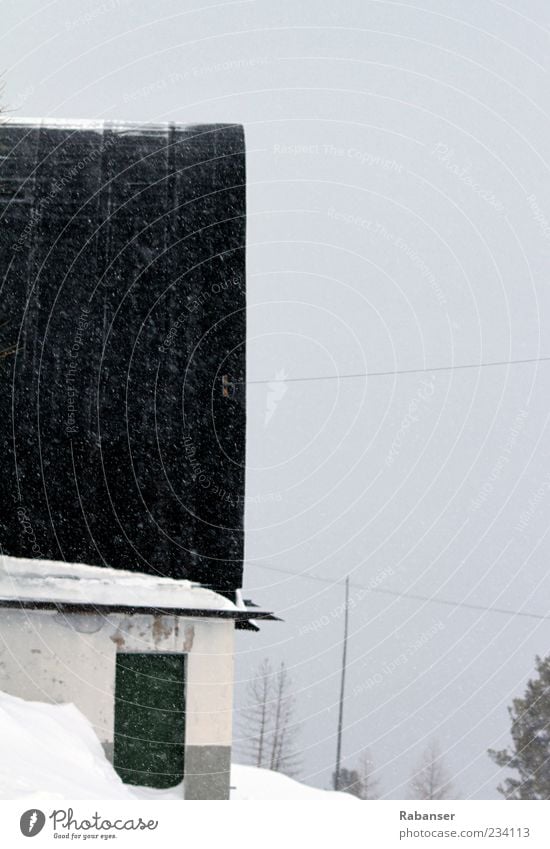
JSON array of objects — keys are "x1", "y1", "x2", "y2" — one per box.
[{"x1": 0, "y1": 691, "x2": 355, "y2": 801}]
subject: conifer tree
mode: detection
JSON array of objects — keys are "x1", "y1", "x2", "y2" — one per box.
[{"x1": 489, "y1": 655, "x2": 550, "y2": 799}]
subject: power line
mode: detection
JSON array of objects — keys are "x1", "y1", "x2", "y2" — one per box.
[
  {"x1": 256, "y1": 562, "x2": 550, "y2": 622},
  {"x1": 242, "y1": 354, "x2": 550, "y2": 386}
]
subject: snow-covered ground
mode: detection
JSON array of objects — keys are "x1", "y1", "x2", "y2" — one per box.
[
  {"x1": 132, "y1": 765, "x2": 356, "y2": 801},
  {"x1": 231, "y1": 765, "x2": 356, "y2": 801},
  {"x1": 0, "y1": 691, "x2": 355, "y2": 801}
]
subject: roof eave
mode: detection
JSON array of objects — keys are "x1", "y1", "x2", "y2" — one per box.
[{"x1": 0, "y1": 597, "x2": 279, "y2": 621}]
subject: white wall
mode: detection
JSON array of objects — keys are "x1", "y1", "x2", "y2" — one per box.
[{"x1": 0, "y1": 609, "x2": 234, "y2": 751}]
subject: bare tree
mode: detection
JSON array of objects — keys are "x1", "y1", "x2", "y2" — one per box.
[
  {"x1": 333, "y1": 751, "x2": 381, "y2": 798},
  {"x1": 240, "y1": 657, "x2": 273, "y2": 768},
  {"x1": 239, "y1": 658, "x2": 301, "y2": 776},
  {"x1": 269, "y1": 662, "x2": 301, "y2": 774},
  {"x1": 410, "y1": 740, "x2": 453, "y2": 800},
  {"x1": 357, "y1": 749, "x2": 381, "y2": 799}
]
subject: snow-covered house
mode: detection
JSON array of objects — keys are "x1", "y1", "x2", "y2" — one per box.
[
  {"x1": 0, "y1": 119, "x2": 270, "y2": 799},
  {"x1": 0, "y1": 555, "x2": 274, "y2": 799}
]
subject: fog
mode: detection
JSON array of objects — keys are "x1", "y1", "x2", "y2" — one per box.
[{"x1": 3, "y1": 0, "x2": 550, "y2": 797}]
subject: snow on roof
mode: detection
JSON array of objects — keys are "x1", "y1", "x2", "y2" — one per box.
[
  {"x1": 4, "y1": 117, "x2": 227, "y2": 134},
  {"x1": 0, "y1": 555, "x2": 236, "y2": 612}
]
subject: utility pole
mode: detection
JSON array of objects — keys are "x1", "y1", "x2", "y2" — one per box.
[{"x1": 334, "y1": 575, "x2": 350, "y2": 791}]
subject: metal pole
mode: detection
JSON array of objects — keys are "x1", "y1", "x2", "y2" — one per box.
[{"x1": 334, "y1": 575, "x2": 350, "y2": 790}]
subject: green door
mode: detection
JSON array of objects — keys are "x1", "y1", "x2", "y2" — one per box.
[{"x1": 114, "y1": 653, "x2": 186, "y2": 788}]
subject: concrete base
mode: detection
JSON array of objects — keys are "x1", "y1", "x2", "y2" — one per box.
[{"x1": 184, "y1": 746, "x2": 232, "y2": 800}]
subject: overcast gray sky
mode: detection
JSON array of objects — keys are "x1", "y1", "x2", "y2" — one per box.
[{"x1": 3, "y1": 0, "x2": 550, "y2": 798}]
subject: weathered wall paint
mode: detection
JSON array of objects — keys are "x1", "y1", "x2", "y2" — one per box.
[{"x1": 0, "y1": 608, "x2": 234, "y2": 797}]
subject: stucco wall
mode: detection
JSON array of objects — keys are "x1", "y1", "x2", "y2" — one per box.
[{"x1": 0, "y1": 609, "x2": 234, "y2": 797}]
